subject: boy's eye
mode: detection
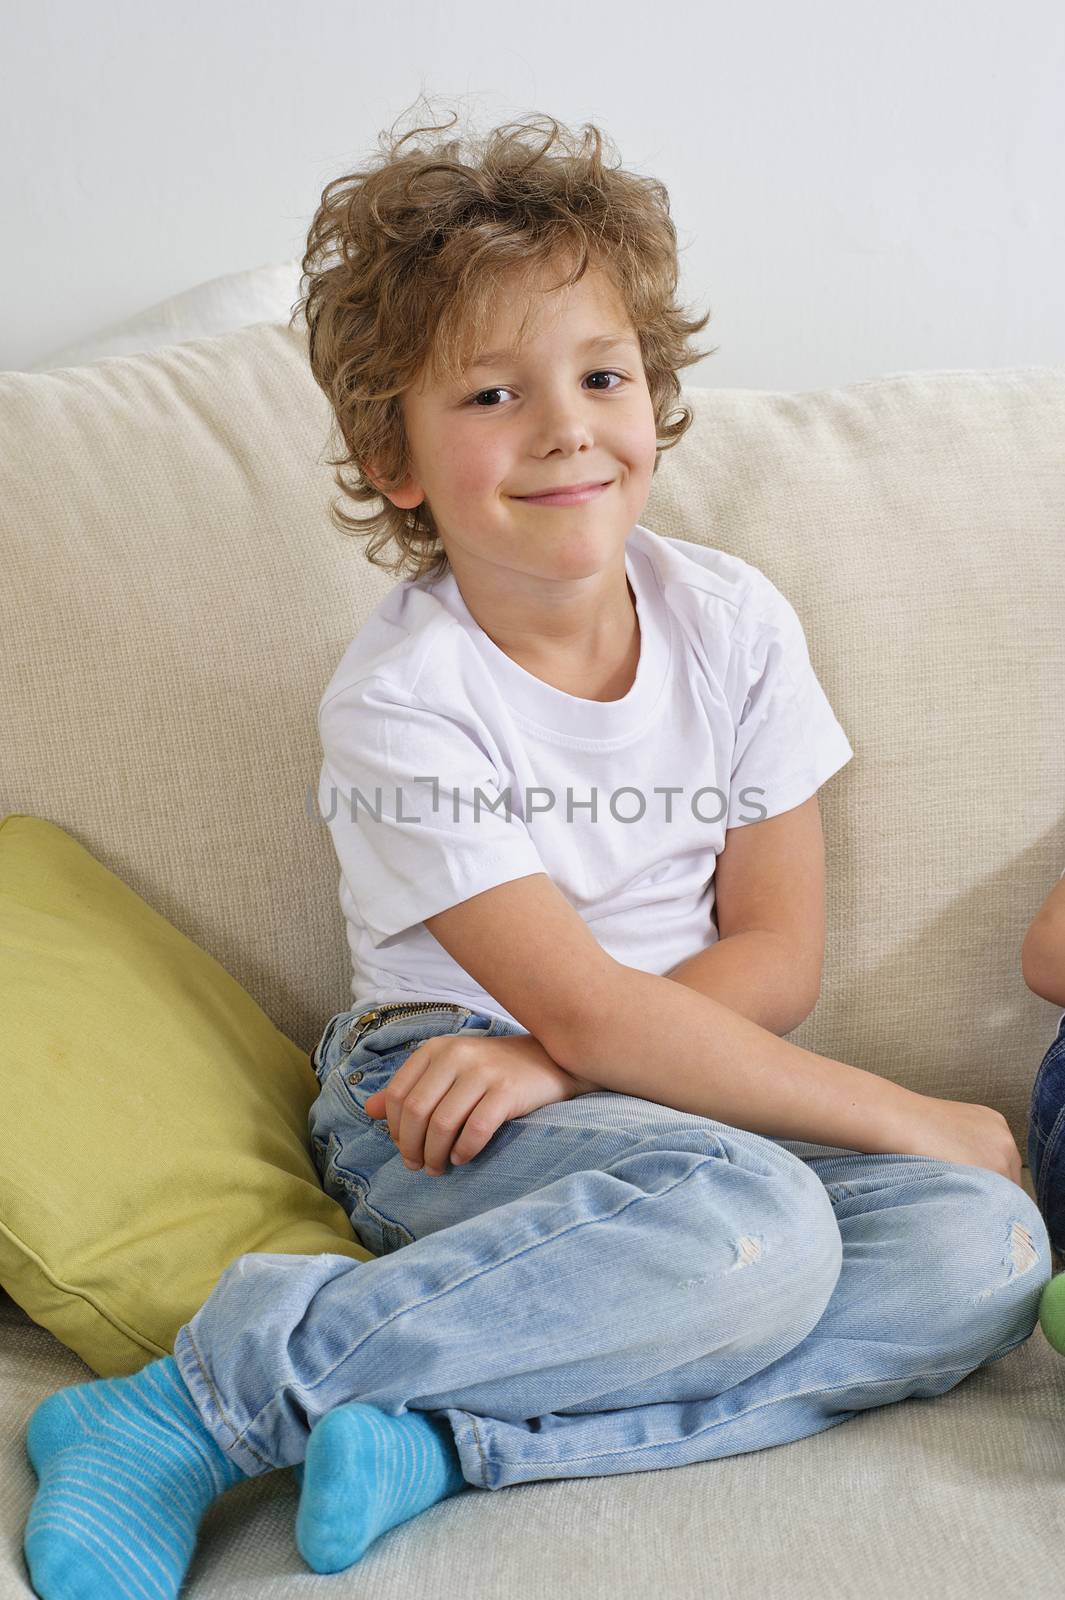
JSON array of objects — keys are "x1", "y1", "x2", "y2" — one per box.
[{"x1": 465, "y1": 370, "x2": 627, "y2": 407}]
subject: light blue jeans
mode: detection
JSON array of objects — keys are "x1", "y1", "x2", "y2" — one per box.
[{"x1": 173, "y1": 1000, "x2": 1052, "y2": 1490}]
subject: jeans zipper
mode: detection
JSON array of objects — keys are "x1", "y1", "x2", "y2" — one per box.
[{"x1": 341, "y1": 1000, "x2": 471, "y2": 1053}]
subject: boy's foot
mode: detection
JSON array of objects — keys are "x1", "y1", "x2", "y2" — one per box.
[
  {"x1": 23, "y1": 1354, "x2": 245, "y2": 1599},
  {"x1": 295, "y1": 1402, "x2": 468, "y2": 1573}
]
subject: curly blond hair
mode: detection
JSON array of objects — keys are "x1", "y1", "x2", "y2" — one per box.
[{"x1": 292, "y1": 97, "x2": 716, "y2": 584}]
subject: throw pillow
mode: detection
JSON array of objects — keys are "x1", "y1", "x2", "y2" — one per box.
[{"x1": 0, "y1": 812, "x2": 371, "y2": 1378}]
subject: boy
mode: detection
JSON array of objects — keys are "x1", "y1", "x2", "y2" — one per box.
[{"x1": 23, "y1": 105, "x2": 1050, "y2": 1599}]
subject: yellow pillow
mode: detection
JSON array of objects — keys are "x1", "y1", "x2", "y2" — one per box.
[{"x1": 0, "y1": 813, "x2": 372, "y2": 1377}]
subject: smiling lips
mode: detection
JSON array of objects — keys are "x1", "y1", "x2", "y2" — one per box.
[{"x1": 516, "y1": 480, "x2": 612, "y2": 506}]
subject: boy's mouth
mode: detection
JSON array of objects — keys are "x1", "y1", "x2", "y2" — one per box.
[{"x1": 514, "y1": 480, "x2": 613, "y2": 507}]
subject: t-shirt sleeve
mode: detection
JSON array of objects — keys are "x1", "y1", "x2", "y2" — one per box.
[
  {"x1": 318, "y1": 675, "x2": 546, "y2": 946},
  {"x1": 725, "y1": 574, "x2": 854, "y2": 829}
]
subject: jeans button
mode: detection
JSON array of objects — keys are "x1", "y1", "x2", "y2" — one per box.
[{"x1": 347, "y1": 1070, "x2": 364, "y2": 1084}]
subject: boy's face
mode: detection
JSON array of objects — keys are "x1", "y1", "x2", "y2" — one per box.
[{"x1": 376, "y1": 262, "x2": 658, "y2": 597}]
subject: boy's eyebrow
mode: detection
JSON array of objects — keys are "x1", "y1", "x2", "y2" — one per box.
[{"x1": 464, "y1": 332, "x2": 639, "y2": 371}]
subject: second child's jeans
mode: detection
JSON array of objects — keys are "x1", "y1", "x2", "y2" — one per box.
[
  {"x1": 173, "y1": 1001, "x2": 1051, "y2": 1490},
  {"x1": 1028, "y1": 1011, "x2": 1065, "y2": 1266}
]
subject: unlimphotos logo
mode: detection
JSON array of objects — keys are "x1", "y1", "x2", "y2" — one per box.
[{"x1": 308, "y1": 778, "x2": 768, "y2": 826}]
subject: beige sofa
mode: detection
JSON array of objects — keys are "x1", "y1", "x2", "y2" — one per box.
[{"x1": 2, "y1": 324, "x2": 1064, "y2": 1598}]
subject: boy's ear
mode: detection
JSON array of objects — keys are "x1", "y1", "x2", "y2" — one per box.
[{"x1": 362, "y1": 461, "x2": 425, "y2": 511}]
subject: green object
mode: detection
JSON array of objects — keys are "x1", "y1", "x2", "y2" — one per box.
[
  {"x1": 1039, "y1": 1270, "x2": 1065, "y2": 1354},
  {"x1": 0, "y1": 813, "x2": 371, "y2": 1377}
]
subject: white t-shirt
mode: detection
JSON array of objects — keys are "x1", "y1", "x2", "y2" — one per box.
[{"x1": 317, "y1": 521, "x2": 855, "y2": 1030}]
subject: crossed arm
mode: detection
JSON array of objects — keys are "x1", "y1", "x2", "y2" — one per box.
[
  {"x1": 383, "y1": 805, "x2": 1054, "y2": 1173},
  {"x1": 362, "y1": 797, "x2": 829, "y2": 1170},
  {"x1": 422, "y1": 794, "x2": 828, "y2": 1092}
]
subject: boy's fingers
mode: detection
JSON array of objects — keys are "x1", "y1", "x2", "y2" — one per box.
[
  {"x1": 398, "y1": 1056, "x2": 489, "y2": 1171},
  {"x1": 420, "y1": 1084, "x2": 490, "y2": 1174},
  {"x1": 395, "y1": 1087, "x2": 444, "y2": 1170},
  {"x1": 444, "y1": 1087, "x2": 511, "y2": 1170},
  {"x1": 366, "y1": 1052, "x2": 426, "y2": 1146}
]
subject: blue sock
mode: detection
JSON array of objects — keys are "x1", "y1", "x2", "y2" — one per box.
[
  {"x1": 295, "y1": 1402, "x2": 469, "y2": 1574},
  {"x1": 23, "y1": 1354, "x2": 246, "y2": 1599}
]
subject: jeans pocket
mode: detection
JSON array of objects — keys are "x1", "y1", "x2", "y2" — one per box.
[
  {"x1": 319, "y1": 1128, "x2": 415, "y2": 1257},
  {"x1": 338, "y1": 1043, "x2": 419, "y2": 1123}
]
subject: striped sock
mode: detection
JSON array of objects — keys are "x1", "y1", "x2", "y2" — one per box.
[
  {"x1": 23, "y1": 1354, "x2": 245, "y2": 1600},
  {"x1": 295, "y1": 1401, "x2": 469, "y2": 1574}
]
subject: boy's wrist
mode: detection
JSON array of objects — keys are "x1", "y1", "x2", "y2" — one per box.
[
  {"x1": 520, "y1": 1034, "x2": 598, "y2": 1095},
  {"x1": 496, "y1": 1034, "x2": 598, "y2": 1097}
]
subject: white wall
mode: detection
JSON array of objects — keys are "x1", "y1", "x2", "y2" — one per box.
[{"x1": 3, "y1": 0, "x2": 1063, "y2": 387}]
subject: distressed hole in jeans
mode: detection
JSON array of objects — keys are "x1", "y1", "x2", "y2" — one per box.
[
  {"x1": 731, "y1": 1234, "x2": 765, "y2": 1270},
  {"x1": 1008, "y1": 1221, "x2": 1040, "y2": 1275},
  {"x1": 678, "y1": 1240, "x2": 764, "y2": 1282},
  {"x1": 972, "y1": 1220, "x2": 1042, "y2": 1301}
]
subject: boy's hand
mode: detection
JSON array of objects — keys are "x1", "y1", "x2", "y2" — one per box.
[{"x1": 362, "y1": 1032, "x2": 591, "y2": 1175}]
